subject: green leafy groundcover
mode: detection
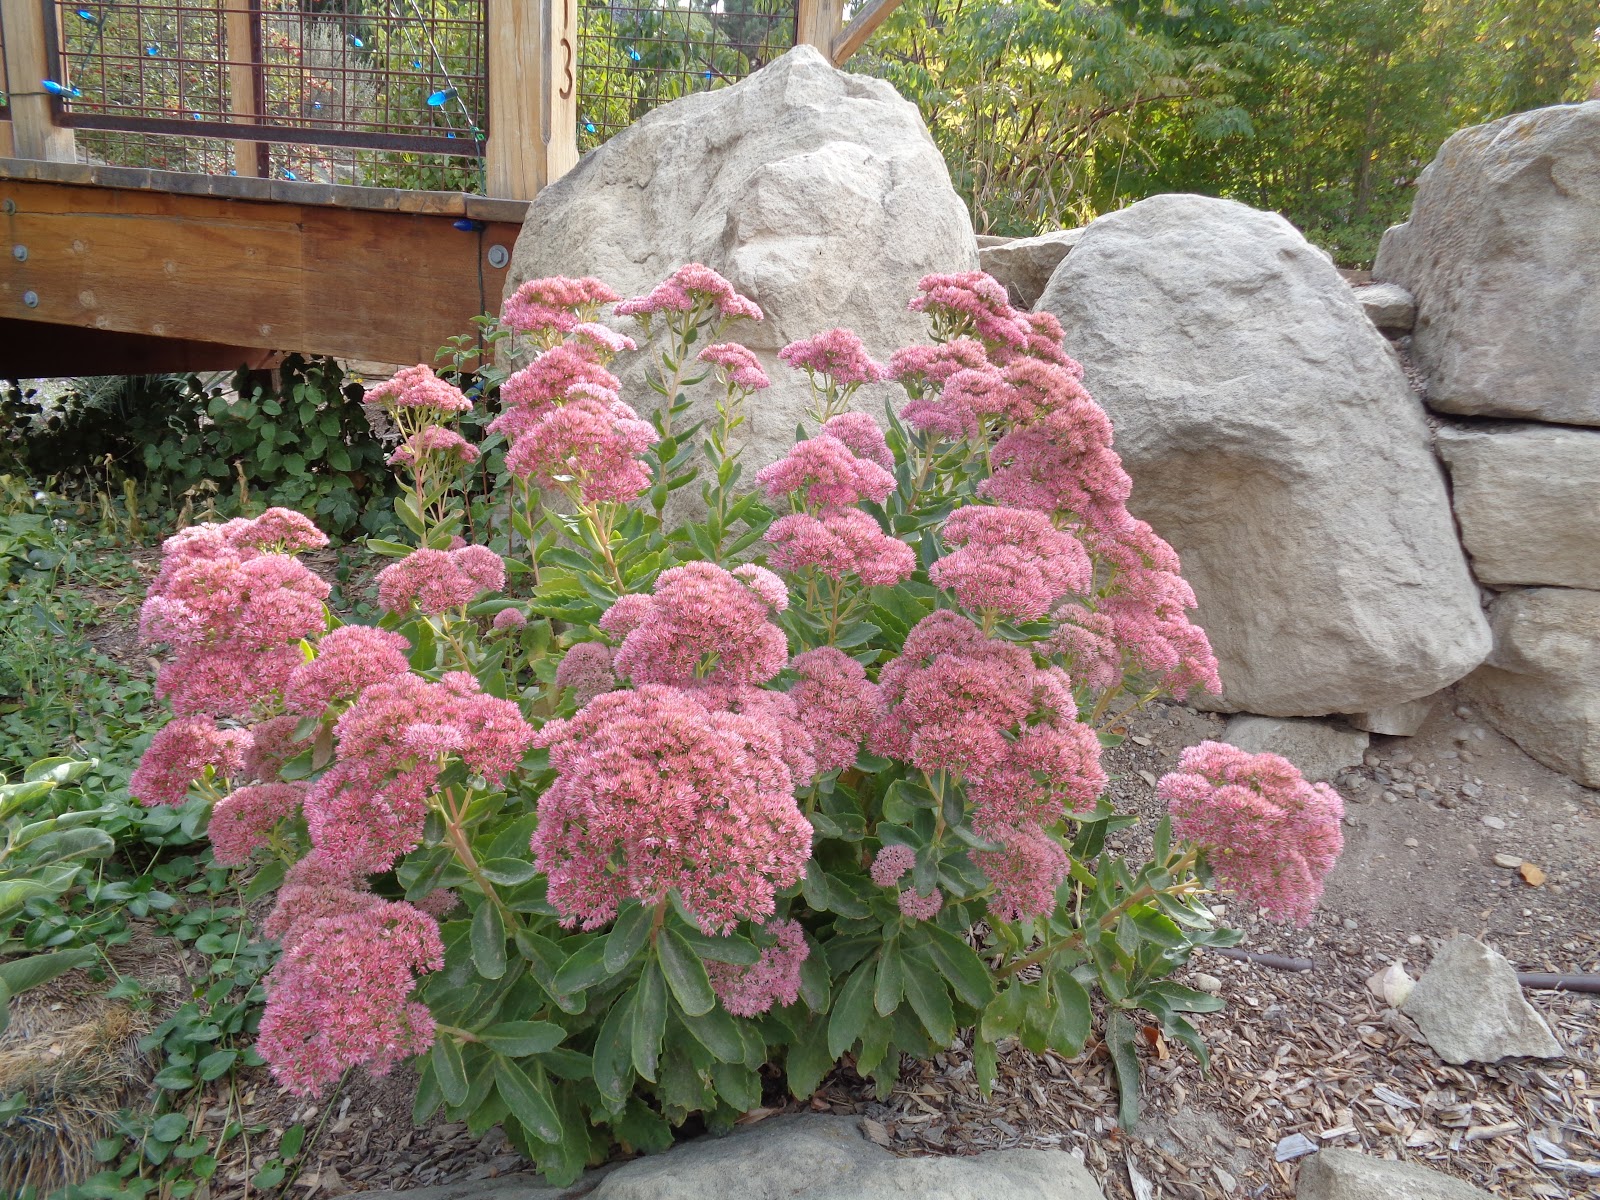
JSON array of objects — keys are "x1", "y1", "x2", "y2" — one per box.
[{"x1": 126, "y1": 266, "x2": 1343, "y2": 1184}]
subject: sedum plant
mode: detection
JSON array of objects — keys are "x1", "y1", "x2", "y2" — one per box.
[{"x1": 127, "y1": 267, "x2": 1344, "y2": 1178}]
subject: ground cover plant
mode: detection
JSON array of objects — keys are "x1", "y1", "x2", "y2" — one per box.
[{"x1": 123, "y1": 266, "x2": 1345, "y2": 1183}]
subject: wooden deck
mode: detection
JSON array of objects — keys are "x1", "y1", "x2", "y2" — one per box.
[{"x1": 0, "y1": 159, "x2": 526, "y2": 375}]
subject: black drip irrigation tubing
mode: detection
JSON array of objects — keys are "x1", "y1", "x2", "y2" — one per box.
[{"x1": 1205, "y1": 947, "x2": 1600, "y2": 993}]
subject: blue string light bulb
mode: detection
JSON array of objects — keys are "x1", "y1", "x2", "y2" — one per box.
[
  {"x1": 41, "y1": 80, "x2": 82, "y2": 98},
  {"x1": 426, "y1": 87, "x2": 457, "y2": 107}
]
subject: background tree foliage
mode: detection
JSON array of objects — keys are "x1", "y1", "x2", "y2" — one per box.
[{"x1": 850, "y1": 0, "x2": 1600, "y2": 264}]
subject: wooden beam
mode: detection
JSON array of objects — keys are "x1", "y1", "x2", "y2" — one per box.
[
  {"x1": 486, "y1": 0, "x2": 577, "y2": 200},
  {"x1": 0, "y1": 179, "x2": 522, "y2": 366},
  {"x1": 796, "y1": 0, "x2": 846, "y2": 56},
  {"x1": 224, "y1": 2, "x2": 262, "y2": 178},
  {"x1": 0, "y1": 319, "x2": 280, "y2": 376},
  {"x1": 1, "y1": 0, "x2": 75, "y2": 161},
  {"x1": 832, "y1": 0, "x2": 904, "y2": 65}
]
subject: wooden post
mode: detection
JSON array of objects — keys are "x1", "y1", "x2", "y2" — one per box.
[
  {"x1": 224, "y1": 1, "x2": 262, "y2": 177},
  {"x1": 832, "y1": 0, "x2": 903, "y2": 65},
  {"x1": 796, "y1": 0, "x2": 845, "y2": 57},
  {"x1": 486, "y1": 0, "x2": 577, "y2": 200},
  {"x1": 1, "y1": 0, "x2": 76, "y2": 161}
]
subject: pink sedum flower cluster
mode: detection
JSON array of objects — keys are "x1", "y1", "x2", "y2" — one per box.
[
  {"x1": 777, "y1": 329, "x2": 886, "y2": 388},
  {"x1": 608, "y1": 562, "x2": 789, "y2": 688},
  {"x1": 555, "y1": 641, "x2": 616, "y2": 706},
  {"x1": 130, "y1": 715, "x2": 252, "y2": 806},
  {"x1": 501, "y1": 276, "x2": 621, "y2": 342},
  {"x1": 285, "y1": 625, "x2": 412, "y2": 714},
  {"x1": 615, "y1": 263, "x2": 763, "y2": 323},
  {"x1": 389, "y1": 425, "x2": 480, "y2": 467},
  {"x1": 766, "y1": 508, "x2": 915, "y2": 587},
  {"x1": 698, "y1": 342, "x2": 771, "y2": 392},
  {"x1": 363, "y1": 364, "x2": 471, "y2": 414},
  {"x1": 869, "y1": 843, "x2": 916, "y2": 888},
  {"x1": 208, "y1": 782, "x2": 305, "y2": 865},
  {"x1": 755, "y1": 434, "x2": 896, "y2": 510},
  {"x1": 532, "y1": 685, "x2": 812, "y2": 933},
  {"x1": 931, "y1": 505, "x2": 1092, "y2": 623},
  {"x1": 376, "y1": 545, "x2": 505, "y2": 616},
  {"x1": 1159, "y1": 741, "x2": 1344, "y2": 926},
  {"x1": 256, "y1": 895, "x2": 444, "y2": 1096},
  {"x1": 787, "y1": 647, "x2": 880, "y2": 774},
  {"x1": 706, "y1": 919, "x2": 809, "y2": 1017}
]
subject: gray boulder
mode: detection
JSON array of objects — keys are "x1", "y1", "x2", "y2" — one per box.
[
  {"x1": 506, "y1": 45, "x2": 977, "y2": 470},
  {"x1": 1036, "y1": 193, "x2": 1490, "y2": 717},
  {"x1": 1350, "y1": 282, "x2": 1415, "y2": 332},
  {"x1": 1436, "y1": 424, "x2": 1600, "y2": 589},
  {"x1": 980, "y1": 229, "x2": 1082, "y2": 307},
  {"x1": 1297, "y1": 1148, "x2": 1493, "y2": 1200},
  {"x1": 1221, "y1": 716, "x2": 1369, "y2": 781},
  {"x1": 589, "y1": 1115, "x2": 1106, "y2": 1200},
  {"x1": 1401, "y1": 936, "x2": 1563, "y2": 1065},
  {"x1": 1372, "y1": 101, "x2": 1600, "y2": 425},
  {"x1": 1462, "y1": 587, "x2": 1600, "y2": 786}
]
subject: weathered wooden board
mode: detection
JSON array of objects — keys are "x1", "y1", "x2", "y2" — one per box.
[{"x1": 0, "y1": 179, "x2": 521, "y2": 372}]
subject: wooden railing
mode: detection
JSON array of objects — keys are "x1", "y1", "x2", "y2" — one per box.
[{"x1": 0, "y1": 0, "x2": 899, "y2": 201}]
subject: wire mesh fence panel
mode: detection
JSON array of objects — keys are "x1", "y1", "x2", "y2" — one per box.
[
  {"x1": 45, "y1": 1, "x2": 487, "y2": 185},
  {"x1": 577, "y1": 0, "x2": 797, "y2": 151}
]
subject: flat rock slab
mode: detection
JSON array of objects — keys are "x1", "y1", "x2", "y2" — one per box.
[
  {"x1": 979, "y1": 228, "x2": 1082, "y2": 308},
  {"x1": 1221, "y1": 715, "x2": 1369, "y2": 781},
  {"x1": 355, "y1": 1118, "x2": 1108, "y2": 1200},
  {"x1": 1401, "y1": 936, "x2": 1563, "y2": 1065},
  {"x1": 1297, "y1": 1148, "x2": 1494, "y2": 1200},
  {"x1": 1345, "y1": 695, "x2": 1437, "y2": 737},
  {"x1": 1349, "y1": 282, "x2": 1415, "y2": 332},
  {"x1": 1436, "y1": 423, "x2": 1600, "y2": 589},
  {"x1": 1036, "y1": 192, "x2": 1488, "y2": 716},
  {"x1": 1462, "y1": 587, "x2": 1600, "y2": 787},
  {"x1": 1373, "y1": 100, "x2": 1600, "y2": 425}
]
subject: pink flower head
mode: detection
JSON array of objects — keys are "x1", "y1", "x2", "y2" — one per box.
[
  {"x1": 820, "y1": 412, "x2": 894, "y2": 471},
  {"x1": 973, "y1": 823, "x2": 1069, "y2": 923},
  {"x1": 765, "y1": 509, "x2": 915, "y2": 587},
  {"x1": 1016, "y1": 310, "x2": 1084, "y2": 375},
  {"x1": 286, "y1": 625, "x2": 413, "y2": 715},
  {"x1": 1159, "y1": 741, "x2": 1344, "y2": 925},
  {"x1": 209, "y1": 782, "x2": 305, "y2": 866},
  {"x1": 234, "y1": 508, "x2": 329, "y2": 555},
  {"x1": 264, "y1": 852, "x2": 378, "y2": 952},
  {"x1": 130, "y1": 715, "x2": 251, "y2": 806},
  {"x1": 931, "y1": 505, "x2": 1092, "y2": 622},
  {"x1": 571, "y1": 322, "x2": 637, "y2": 361},
  {"x1": 695, "y1": 683, "x2": 817, "y2": 787},
  {"x1": 1089, "y1": 522, "x2": 1221, "y2": 699},
  {"x1": 754, "y1": 435, "x2": 896, "y2": 509},
  {"x1": 501, "y1": 276, "x2": 622, "y2": 338},
  {"x1": 777, "y1": 329, "x2": 886, "y2": 388},
  {"x1": 140, "y1": 552, "x2": 329, "y2": 653},
  {"x1": 789, "y1": 647, "x2": 881, "y2": 774},
  {"x1": 303, "y1": 761, "x2": 432, "y2": 874},
  {"x1": 732, "y1": 563, "x2": 789, "y2": 611},
  {"x1": 615, "y1": 263, "x2": 763, "y2": 323},
  {"x1": 242, "y1": 713, "x2": 309, "y2": 782},
  {"x1": 363, "y1": 364, "x2": 471, "y2": 414},
  {"x1": 707, "y1": 919, "x2": 809, "y2": 1017},
  {"x1": 898, "y1": 886, "x2": 943, "y2": 921},
  {"x1": 940, "y1": 365, "x2": 1017, "y2": 422},
  {"x1": 555, "y1": 641, "x2": 616, "y2": 706},
  {"x1": 256, "y1": 899, "x2": 444, "y2": 1096},
  {"x1": 492, "y1": 607, "x2": 527, "y2": 631},
  {"x1": 909, "y1": 272, "x2": 1028, "y2": 354},
  {"x1": 888, "y1": 337, "x2": 991, "y2": 393},
  {"x1": 872, "y1": 611, "x2": 1036, "y2": 775},
  {"x1": 965, "y1": 717, "x2": 1106, "y2": 827},
  {"x1": 388, "y1": 425, "x2": 481, "y2": 467},
  {"x1": 598, "y1": 592, "x2": 655, "y2": 639},
  {"x1": 1047, "y1": 605, "x2": 1124, "y2": 693},
  {"x1": 610, "y1": 562, "x2": 790, "y2": 688},
  {"x1": 870, "y1": 843, "x2": 915, "y2": 887},
  {"x1": 375, "y1": 545, "x2": 505, "y2": 615},
  {"x1": 982, "y1": 405, "x2": 1129, "y2": 528},
  {"x1": 532, "y1": 685, "x2": 811, "y2": 933},
  {"x1": 497, "y1": 344, "x2": 622, "y2": 415},
  {"x1": 501, "y1": 394, "x2": 657, "y2": 504},
  {"x1": 999, "y1": 358, "x2": 1093, "y2": 423},
  {"x1": 156, "y1": 644, "x2": 303, "y2": 718},
  {"x1": 698, "y1": 342, "x2": 771, "y2": 391}
]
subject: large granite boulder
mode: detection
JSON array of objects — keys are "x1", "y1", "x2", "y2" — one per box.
[
  {"x1": 1435, "y1": 423, "x2": 1600, "y2": 589},
  {"x1": 1462, "y1": 587, "x2": 1600, "y2": 787},
  {"x1": 1036, "y1": 193, "x2": 1489, "y2": 716},
  {"x1": 1372, "y1": 101, "x2": 1600, "y2": 425},
  {"x1": 506, "y1": 45, "x2": 978, "y2": 467}
]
